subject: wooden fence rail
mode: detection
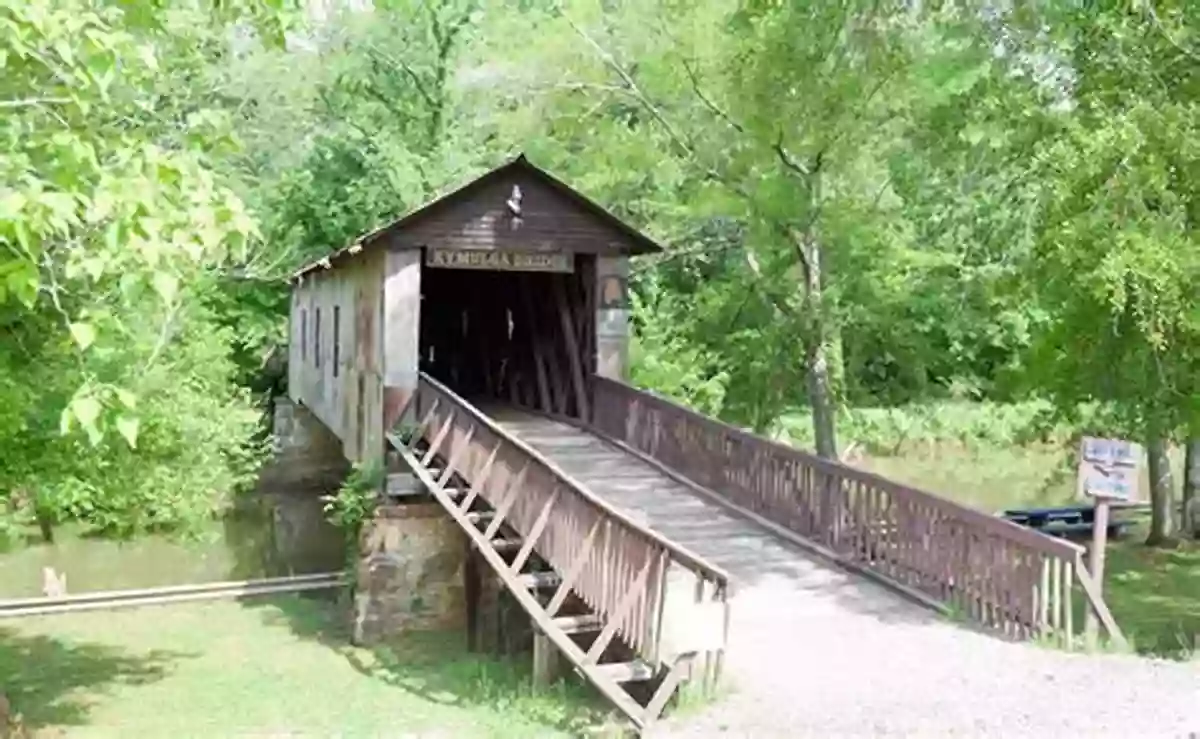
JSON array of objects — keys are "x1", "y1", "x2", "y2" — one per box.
[
  {"x1": 592, "y1": 377, "x2": 1124, "y2": 647},
  {"x1": 408, "y1": 373, "x2": 731, "y2": 667}
]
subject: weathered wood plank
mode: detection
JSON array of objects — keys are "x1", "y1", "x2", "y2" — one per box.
[
  {"x1": 554, "y1": 277, "x2": 590, "y2": 419},
  {"x1": 383, "y1": 248, "x2": 421, "y2": 432}
]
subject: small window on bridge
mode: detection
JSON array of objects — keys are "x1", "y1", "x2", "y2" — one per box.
[
  {"x1": 332, "y1": 305, "x2": 341, "y2": 378},
  {"x1": 314, "y1": 308, "x2": 321, "y2": 369}
]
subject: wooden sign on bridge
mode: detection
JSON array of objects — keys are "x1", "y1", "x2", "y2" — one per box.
[{"x1": 425, "y1": 248, "x2": 575, "y2": 273}]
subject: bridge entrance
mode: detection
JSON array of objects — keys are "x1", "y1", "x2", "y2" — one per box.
[{"x1": 419, "y1": 253, "x2": 596, "y2": 421}]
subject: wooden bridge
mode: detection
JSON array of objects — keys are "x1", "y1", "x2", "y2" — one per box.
[{"x1": 286, "y1": 155, "x2": 1120, "y2": 732}]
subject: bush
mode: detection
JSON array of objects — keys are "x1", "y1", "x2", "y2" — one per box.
[
  {"x1": 0, "y1": 297, "x2": 268, "y2": 540},
  {"x1": 776, "y1": 398, "x2": 1075, "y2": 455}
]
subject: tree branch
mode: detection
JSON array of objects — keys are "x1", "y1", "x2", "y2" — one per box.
[
  {"x1": 681, "y1": 57, "x2": 743, "y2": 134},
  {"x1": 1141, "y1": 2, "x2": 1199, "y2": 62},
  {"x1": 743, "y1": 247, "x2": 796, "y2": 320},
  {"x1": 557, "y1": 4, "x2": 694, "y2": 158},
  {"x1": 365, "y1": 45, "x2": 439, "y2": 113},
  {"x1": 774, "y1": 133, "x2": 812, "y2": 178}
]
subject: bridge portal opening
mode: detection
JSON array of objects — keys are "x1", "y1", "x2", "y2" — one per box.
[{"x1": 418, "y1": 254, "x2": 597, "y2": 420}]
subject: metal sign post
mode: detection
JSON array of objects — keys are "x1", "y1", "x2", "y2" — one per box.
[{"x1": 1077, "y1": 436, "x2": 1143, "y2": 647}]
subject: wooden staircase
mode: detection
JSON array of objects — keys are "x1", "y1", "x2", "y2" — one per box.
[{"x1": 383, "y1": 386, "x2": 708, "y2": 732}]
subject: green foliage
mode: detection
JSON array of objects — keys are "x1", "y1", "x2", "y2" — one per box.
[
  {"x1": 0, "y1": 0, "x2": 279, "y2": 539},
  {"x1": 240, "y1": 1, "x2": 494, "y2": 267},
  {"x1": 2, "y1": 0, "x2": 259, "y2": 443},
  {"x1": 322, "y1": 459, "x2": 384, "y2": 580},
  {"x1": 628, "y1": 274, "x2": 728, "y2": 417},
  {"x1": 322, "y1": 459, "x2": 383, "y2": 588},
  {"x1": 323, "y1": 460, "x2": 383, "y2": 535},
  {"x1": 2, "y1": 0, "x2": 1196, "y2": 542},
  {"x1": 778, "y1": 399, "x2": 1069, "y2": 456},
  {"x1": 1021, "y1": 4, "x2": 1200, "y2": 434}
]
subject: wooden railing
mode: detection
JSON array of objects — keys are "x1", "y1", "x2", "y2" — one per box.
[
  {"x1": 592, "y1": 377, "x2": 1124, "y2": 647},
  {"x1": 409, "y1": 373, "x2": 731, "y2": 666}
]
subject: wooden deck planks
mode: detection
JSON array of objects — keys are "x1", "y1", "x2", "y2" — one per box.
[{"x1": 490, "y1": 408, "x2": 797, "y2": 581}]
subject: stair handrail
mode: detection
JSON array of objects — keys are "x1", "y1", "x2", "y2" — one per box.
[{"x1": 415, "y1": 372, "x2": 731, "y2": 589}]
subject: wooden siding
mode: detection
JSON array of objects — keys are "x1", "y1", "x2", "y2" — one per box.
[
  {"x1": 288, "y1": 247, "x2": 386, "y2": 464},
  {"x1": 385, "y1": 170, "x2": 636, "y2": 256}
]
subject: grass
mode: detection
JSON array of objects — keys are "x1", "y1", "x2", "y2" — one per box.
[
  {"x1": 1096, "y1": 536, "x2": 1200, "y2": 658},
  {"x1": 858, "y1": 441, "x2": 1076, "y2": 512},
  {"x1": 0, "y1": 594, "x2": 612, "y2": 738}
]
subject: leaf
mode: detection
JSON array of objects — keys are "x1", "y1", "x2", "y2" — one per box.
[
  {"x1": 137, "y1": 44, "x2": 158, "y2": 71},
  {"x1": 152, "y1": 271, "x2": 179, "y2": 305},
  {"x1": 69, "y1": 395, "x2": 102, "y2": 432},
  {"x1": 69, "y1": 322, "x2": 96, "y2": 351},
  {"x1": 116, "y1": 415, "x2": 140, "y2": 449},
  {"x1": 84, "y1": 254, "x2": 107, "y2": 281},
  {"x1": 7, "y1": 261, "x2": 38, "y2": 307},
  {"x1": 54, "y1": 39, "x2": 74, "y2": 66},
  {"x1": 115, "y1": 388, "x2": 137, "y2": 409}
]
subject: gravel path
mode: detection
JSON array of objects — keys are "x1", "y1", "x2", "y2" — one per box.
[{"x1": 649, "y1": 533, "x2": 1200, "y2": 739}]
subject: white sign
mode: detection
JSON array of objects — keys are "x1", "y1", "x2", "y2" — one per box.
[{"x1": 1077, "y1": 436, "x2": 1143, "y2": 502}]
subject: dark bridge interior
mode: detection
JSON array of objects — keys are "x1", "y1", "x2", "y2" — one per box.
[{"x1": 418, "y1": 255, "x2": 597, "y2": 420}]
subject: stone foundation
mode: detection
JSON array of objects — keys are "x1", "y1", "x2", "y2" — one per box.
[
  {"x1": 258, "y1": 397, "x2": 350, "y2": 495},
  {"x1": 352, "y1": 502, "x2": 468, "y2": 645},
  {"x1": 231, "y1": 397, "x2": 348, "y2": 578}
]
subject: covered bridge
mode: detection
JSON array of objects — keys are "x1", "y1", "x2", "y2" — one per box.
[{"x1": 283, "y1": 154, "x2": 1115, "y2": 732}]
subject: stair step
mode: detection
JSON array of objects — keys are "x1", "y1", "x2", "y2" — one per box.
[
  {"x1": 517, "y1": 571, "x2": 561, "y2": 590},
  {"x1": 592, "y1": 660, "x2": 656, "y2": 684},
  {"x1": 428, "y1": 486, "x2": 464, "y2": 499},
  {"x1": 465, "y1": 511, "x2": 495, "y2": 525},
  {"x1": 553, "y1": 614, "x2": 602, "y2": 634},
  {"x1": 386, "y1": 473, "x2": 424, "y2": 498},
  {"x1": 491, "y1": 538, "x2": 521, "y2": 553}
]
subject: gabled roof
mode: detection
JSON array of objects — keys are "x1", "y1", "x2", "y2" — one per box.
[{"x1": 290, "y1": 153, "x2": 663, "y2": 282}]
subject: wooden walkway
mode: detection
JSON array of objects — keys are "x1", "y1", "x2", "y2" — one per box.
[
  {"x1": 490, "y1": 409, "x2": 796, "y2": 582},
  {"x1": 395, "y1": 373, "x2": 1124, "y2": 733}
]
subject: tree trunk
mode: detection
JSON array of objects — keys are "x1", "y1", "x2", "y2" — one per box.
[
  {"x1": 1184, "y1": 437, "x2": 1199, "y2": 538},
  {"x1": 37, "y1": 514, "x2": 54, "y2": 544},
  {"x1": 806, "y1": 339, "x2": 839, "y2": 459},
  {"x1": 1144, "y1": 429, "x2": 1175, "y2": 547},
  {"x1": 801, "y1": 231, "x2": 838, "y2": 460}
]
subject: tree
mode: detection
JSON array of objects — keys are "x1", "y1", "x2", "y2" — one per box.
[
  {"x1": 1019, "y1": 1, "x2": 1199, "y2": 544},
  {"x1": 0, "y1": 0, "x2": 284, "y2": 539},
  {"x1": 473, "y1": 0, "x2": 1004, "y2": 456},
  {"x1": 246, "y1": 0, "x2": 490, "y2": 266}
]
